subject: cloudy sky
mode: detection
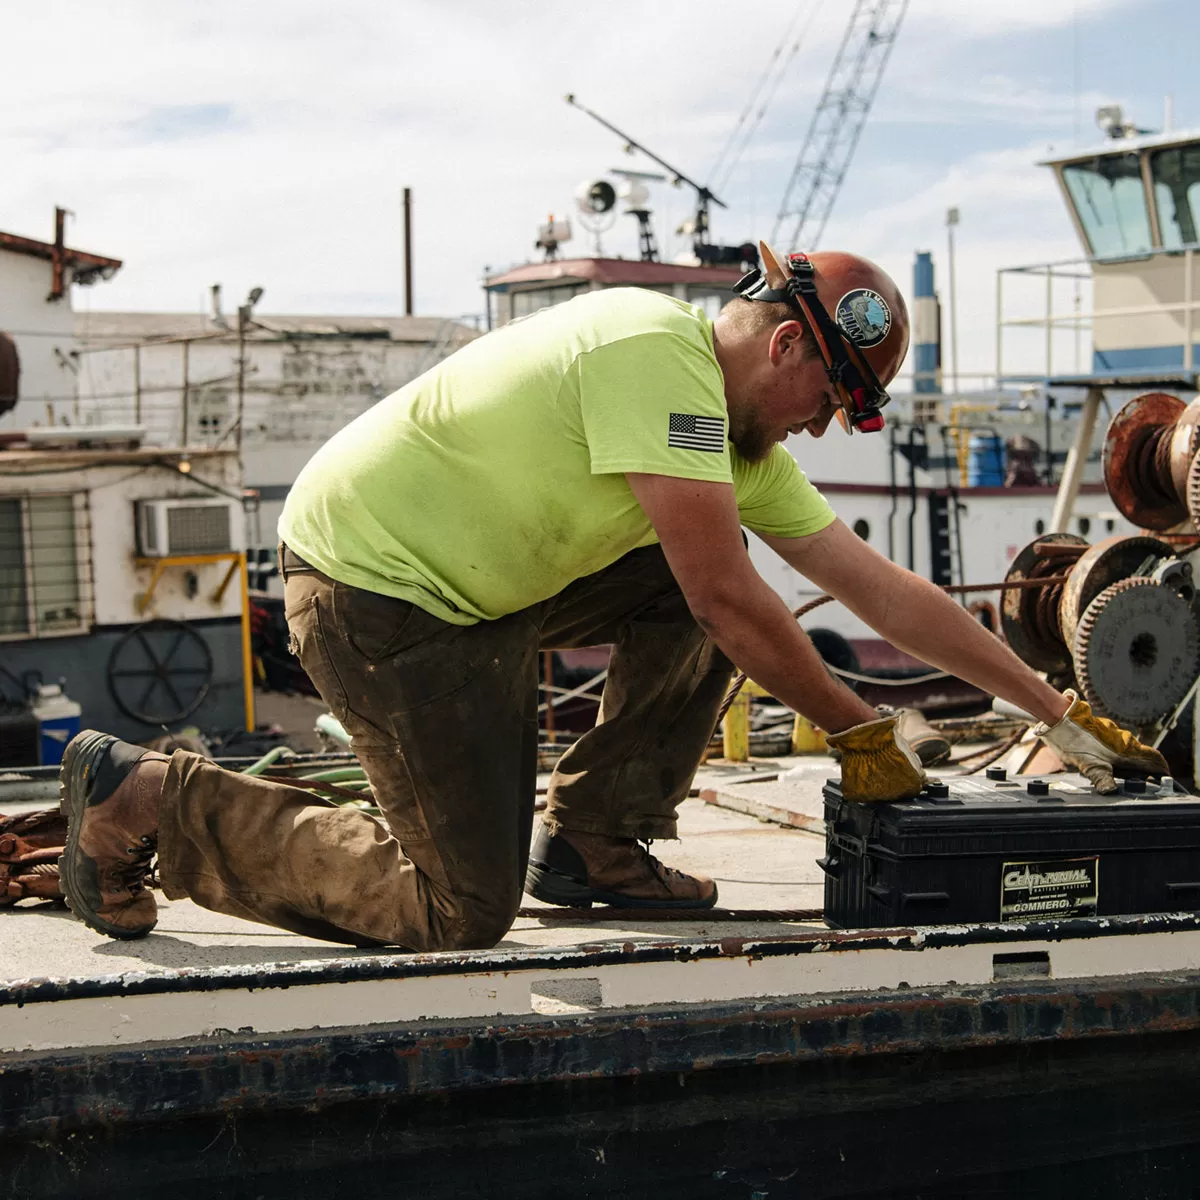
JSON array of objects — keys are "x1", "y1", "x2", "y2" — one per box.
[{"x1": 3, "y1": 0, "x2": 1196, "y2": 382}]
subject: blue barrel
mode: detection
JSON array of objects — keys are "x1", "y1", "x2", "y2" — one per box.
[{"x1": 967, "y1": 434, "x2": 1006, "y2": 487}]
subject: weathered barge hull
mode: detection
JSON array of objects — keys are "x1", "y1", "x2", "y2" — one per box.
[{"x1": 6, "y1": 915, "x2": 1200, "y2": 1198}]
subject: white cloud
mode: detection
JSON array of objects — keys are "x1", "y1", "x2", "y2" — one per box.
[
  {"x1": 0, "y1": 0, "x2": 1167, "y2": 373},
  {"x1": 905, "y1": 0, "x2": 1140, "y2": 35}
]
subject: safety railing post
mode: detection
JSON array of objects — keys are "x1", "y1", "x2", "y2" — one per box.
[{"x1": 1186, "y1": 247, "x2": 1195, "y2": 372}]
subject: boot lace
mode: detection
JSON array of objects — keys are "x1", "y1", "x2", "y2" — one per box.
[
  {"x1": 637, "y1": 839, "x2": 691, "y2": 884},
  {"x1": 116, "y1": 835, "x2": 158, "y2": 895}
]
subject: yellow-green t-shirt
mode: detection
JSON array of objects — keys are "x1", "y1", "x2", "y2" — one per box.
[{"x1": 279, "y1": 288, "x2": 834, "y2": 625}]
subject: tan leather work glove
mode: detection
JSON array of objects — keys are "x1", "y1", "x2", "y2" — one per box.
[
  {"x1": 825, "y1": 715, "x2": 927, "y2": 803},
  {"x1": 1035, "y1": 690, "x2": 1169, "y2": 795}
]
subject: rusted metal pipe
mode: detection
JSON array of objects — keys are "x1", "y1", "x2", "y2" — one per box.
[
  {"x1": 48, "y1": 206, "x2": 66, "y2": 301},
  {"x1": 403, "y1": 187, "x2": 414, "y2": 317}
]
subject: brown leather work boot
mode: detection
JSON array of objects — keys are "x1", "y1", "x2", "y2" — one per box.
[
  {"x1": 525, "y1": 823, "x2": 717, "y2": 909},
  {"x1": 59, "y1": 730, "x2": 169, "y2": 939}
]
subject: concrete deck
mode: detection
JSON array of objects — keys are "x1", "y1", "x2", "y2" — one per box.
[
  {"x1": 0, "y1": 757, "x2": 830, "y2": 987},
  {"x1": 13, "y1": 720, "x2": 1200, "y2": 1199}
]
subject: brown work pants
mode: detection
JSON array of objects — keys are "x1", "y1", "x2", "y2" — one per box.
[{"x1": 156, "y1": 546, "x2": 731, "y2": 951}]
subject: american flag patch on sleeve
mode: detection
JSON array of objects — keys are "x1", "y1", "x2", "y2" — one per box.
[{"x1": 667, "y1": 412, "x2": 726, "y2": 453}]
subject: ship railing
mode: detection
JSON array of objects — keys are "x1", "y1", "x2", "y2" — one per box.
[{"x1": 996, "y1": 242, "x2": 1200, "y2": 384}]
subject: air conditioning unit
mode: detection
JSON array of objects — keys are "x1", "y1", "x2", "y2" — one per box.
[{"x1": 135, "y1": 497, "x2": 243, "y2": 557}]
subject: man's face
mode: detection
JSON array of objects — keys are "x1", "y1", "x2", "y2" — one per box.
[{"x1": 728, "y1": 322, "x2": 842, "y2": 462}]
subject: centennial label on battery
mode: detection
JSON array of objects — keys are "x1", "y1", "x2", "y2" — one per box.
[{"x1": 1000, "y1": 856, "x2": 1099, "y2": 921}]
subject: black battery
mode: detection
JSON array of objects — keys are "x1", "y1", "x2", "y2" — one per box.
[{"x1": 821, "y1": 771, "x2": 1200, "y2": 928}]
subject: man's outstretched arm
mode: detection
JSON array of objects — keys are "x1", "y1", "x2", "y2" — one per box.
[
  {"x1": 759, "y1": 518, "x2": 1071, "y2": 725},
  {"x1": 760, "y1": 517, "x2": 1170, "y2": 792},
  {"x1": 629, "y1": 477, "x2": 1165, "y2": 797},
  {"x1": 625, "y1": 474, "x2": 877, "y2": 732},
  {"x1": 627, "y1": 473, "x2": 930, "y2": 801}
]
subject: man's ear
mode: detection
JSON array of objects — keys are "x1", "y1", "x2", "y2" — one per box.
[{"x1": 768, "y1": 319, "x2": 807, "y2": 366}]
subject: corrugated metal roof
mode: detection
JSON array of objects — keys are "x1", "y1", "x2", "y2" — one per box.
[
  {"x1": 73, "y1": 313, "x2": 479, "y2": 345},
  {"x1": 485, "y1": 257, "x2": 745, "y2": 290}
]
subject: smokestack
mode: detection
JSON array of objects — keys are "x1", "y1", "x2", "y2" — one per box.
[
  {"x1": 210, "y1": 283, "x2": 228, "y2": 328},
  {"x1": 912, "y1": 250, "x2": 941, "y2": 394}
]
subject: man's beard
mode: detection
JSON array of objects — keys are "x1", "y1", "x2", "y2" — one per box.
[{"x1": 728, "y1": 411, "x2": 777, "y2": 463}]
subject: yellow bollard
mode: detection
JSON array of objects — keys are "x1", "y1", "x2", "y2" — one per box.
[
  {"x1": 722, "y1": 688, "x2": 751, "y2": 762},
  {"x1": 791, "y1": 713, "x2": 828, "y2": 754}
]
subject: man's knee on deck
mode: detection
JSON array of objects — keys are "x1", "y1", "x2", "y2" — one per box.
[
  {"x1": 415, "y1": 878, "x2": 518, "y2": 950},
  {"x1": 433, "y1": 891, "x2": 521, "y2": 951}
]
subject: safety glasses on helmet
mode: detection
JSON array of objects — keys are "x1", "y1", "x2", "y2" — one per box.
[{"x1": 732, "y1": 251, "x2": 889, "y2": 435}]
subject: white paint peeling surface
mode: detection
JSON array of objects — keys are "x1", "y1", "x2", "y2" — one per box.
[{"x1": 6, "y1": 924, "x2": 1200, "y2": 1054}]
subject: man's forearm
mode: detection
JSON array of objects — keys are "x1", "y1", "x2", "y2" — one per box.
[
  {"x1": 694, "y1": 577, "x2": 877, "y2": 733},
  {"x1": 851, "y1": 568, "x2": 1069, "y2": 726}
]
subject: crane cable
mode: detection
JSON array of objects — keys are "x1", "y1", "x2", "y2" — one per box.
[{"x1": 709, "y1": 0, "x2": 822, "y2": 196}]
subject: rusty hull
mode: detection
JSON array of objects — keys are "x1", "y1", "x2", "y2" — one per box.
[
  {"x1": 5, "y1": 916, "x2": 1200, "y2": 1140},
  {"x1": 4, "y1": 972, "x2": 1200, "y2": 1136},
  {"x1": 7, "y1": 971, "x2": 1200, "y2": 1198}
]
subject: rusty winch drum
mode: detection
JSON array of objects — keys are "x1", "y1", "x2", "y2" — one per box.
[{"x1": 1103, "y1": 392, "x2": 1200, "y2": 530}]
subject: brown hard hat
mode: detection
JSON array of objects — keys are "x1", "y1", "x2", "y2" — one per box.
[
  {"x1": 759, "y1": 243, "x2": 910, "y2": 388},
  {"x1": 802, "y1": 250, "x2": 910, "y2": 388}
]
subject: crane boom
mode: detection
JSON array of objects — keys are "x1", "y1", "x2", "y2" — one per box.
[{"x1": 771, "y1": 0, "x2": 908, "y2": 252}]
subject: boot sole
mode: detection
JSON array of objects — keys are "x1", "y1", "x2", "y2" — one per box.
[
  {"x1": 59, "y1": 730, "x2": 155, "y2": 940},
  {"x1": 525, "y1": 860, "x2": 718, "y2": 910}
]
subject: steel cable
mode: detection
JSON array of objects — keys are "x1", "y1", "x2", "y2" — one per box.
[
  {"x1": 710, "y1": 0, "x2": 822, "y2": 195},
  {"x1": 718, "y1": 573, "x2": 1073, "y2": 722}
]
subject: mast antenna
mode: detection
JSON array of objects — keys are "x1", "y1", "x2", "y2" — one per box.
[{"x1": 564, "y1": 94, "x2": 735, "y2": 265}]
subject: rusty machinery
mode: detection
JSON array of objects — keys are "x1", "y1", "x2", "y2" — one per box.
[
  {"x1": 1103, "y1": 391, "x2": 1200, "y2": 531},
  {"x1": 1002, "y1": 533, "x2": 1199, "y2": 726},
  {"x1": 998, "y1": 390, "x2": 1200, "y2": 728}
]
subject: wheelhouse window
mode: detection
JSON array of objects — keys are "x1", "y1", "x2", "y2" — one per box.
[
  {"x1": 1150, "y1": 143, "x2": 1200, "y2": 249},
  {"x1": 1062, "y1": 153, "x2": 1153, "y2": 258},
  {"x1": 0, "y1": 494, "x2": 91, "y2": 639}
]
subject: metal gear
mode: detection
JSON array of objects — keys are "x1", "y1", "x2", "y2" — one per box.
[
  {"x1": 1187, "y1": 446, "x2": 1200, "y2": 531},
  {"x1": 1072, "y1": 577, "x2": 1200, "y2": 726},
  {"x1": 1059, "y1": 534, "x2": 1176, "y2": 648},
  {"x1": 1169, "y1": 399, "x2": 1200, "y2": 500}
]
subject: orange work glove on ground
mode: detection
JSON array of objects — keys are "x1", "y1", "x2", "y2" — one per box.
[
  {"x1": 825, "y1": 714, "x2": 927, "y2": 803},
  {"x1": 1035, "y1": 690, "x2": 1169, "y2": 795}
]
